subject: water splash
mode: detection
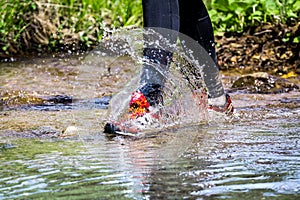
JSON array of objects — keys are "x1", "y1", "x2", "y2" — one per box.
[{"x1": 77, "y1": 27, "x2": 226, "y2": 132}]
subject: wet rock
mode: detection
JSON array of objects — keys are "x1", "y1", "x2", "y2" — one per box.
[
  {"x1": 31, "y1": 126, "x2": 60, "y2": 138},
  {"x1": 45, "y1": 95, "x2": 73, "y2": 104},
  {"x1": 61, "y1": 126, "x2": 79, "y2": 138},
  {"x1": 0, "y1": 91, "x2": 111, "y2": 111},
  {"x1": 0, "y1": 92, "x2": 75, "y2": 111},
  {"x1": 0, "y1": 90, "x2": 44, "y2": 107},
  {"x1": 231, "y1": 72, "x2": 299, "y2": 93}
]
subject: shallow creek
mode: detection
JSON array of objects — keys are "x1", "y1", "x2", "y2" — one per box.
[{"x1": 0, "y1": 55, "x2": 299, "y2": 199}]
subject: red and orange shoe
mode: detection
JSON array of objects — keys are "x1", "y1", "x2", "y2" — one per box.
[
  {"x1": 208, "y1": 94, "x2": 234, "y2": 115},
  {"x1": 104, "y1": 90, "x2": 161, "y2": 135},
  {"x1": 128, "y1": 91, "x2": 150, "y2": 118}
]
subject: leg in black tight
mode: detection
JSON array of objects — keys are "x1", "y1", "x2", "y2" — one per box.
[
  {"x1": 141, "y1": 0, "x2": 180, "y2": 105},
  {"x1": 179, "y1": 0, "x2": 224, "y2": 98},
  {"x1": 142, "y1": 0, "x2": 224, "y2": 100},
  {"x1": 179, "y1": 0, "x2": 217, "y2": 63},
  {"x1": 142, "y1": 0, "x2": 179, "y2": 30}
]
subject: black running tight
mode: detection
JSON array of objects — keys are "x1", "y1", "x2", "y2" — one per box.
[
  {"x1": 142, "y1": 0, "x2": 217, "y2": 63},
  {"x1": 141, "y1": 0, "x2": 224, "y2": 98}
]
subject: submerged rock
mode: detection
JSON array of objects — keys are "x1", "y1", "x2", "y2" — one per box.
[
  {"x1": 31, "y1": 126, "x2": 60, "y2": 138},
  {"x1": 231, "y1": 72, "x2": 299, "y2": 93},
  {"x1": 61, "y1": 126, "x2": 79, "y2": 138},
  {"x1": 0, "y1": 90, "x2": 44, "y2": 107}
]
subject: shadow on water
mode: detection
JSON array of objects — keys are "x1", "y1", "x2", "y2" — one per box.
[{"x1": 0, "y1": 28, "x2": 300, "y2": 199}]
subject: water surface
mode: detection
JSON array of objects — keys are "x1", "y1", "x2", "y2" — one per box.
[{"x1": 0, "y1": 56, "x2": 299, "y2": 199}]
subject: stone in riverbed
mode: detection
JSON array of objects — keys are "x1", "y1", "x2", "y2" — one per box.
[{"x1": 231, "y1": 72, "x2": 299, "y2": 93}]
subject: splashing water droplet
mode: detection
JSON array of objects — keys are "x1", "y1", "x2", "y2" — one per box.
[{"x1": 77, "y1": 27, "x2": 224, "y2": 131}]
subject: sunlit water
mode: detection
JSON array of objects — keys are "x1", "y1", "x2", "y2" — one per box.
[
  {"x1": 1, "y1": 29, "x2": 300, "y2": 199},
  {"x1": 1, "y1": 113, "x2": 299, "y2": 199}
]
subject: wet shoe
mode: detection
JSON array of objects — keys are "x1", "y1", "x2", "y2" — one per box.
[
  {"x1": 208, "y1": 94, "x2": 234, "y2": 115},
  {"x1": 129, "y1": 91, "x2": 151, "y2": 118},
  {"x1": 104, "y1": 88, "x2": 161, "y2": 135}
]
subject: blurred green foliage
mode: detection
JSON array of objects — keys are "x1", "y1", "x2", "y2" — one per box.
[
  {"x1": 0, "y1": 0, "x2": 143, "y2": 55},
  {"x1": 206, "y1": 0, "x2": 300, "y2": 33},
  {"x1": 0, "y1": 0, "x2": 299, "y2": 55}
]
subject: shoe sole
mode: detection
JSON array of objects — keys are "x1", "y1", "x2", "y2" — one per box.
[
  {"x1": 104, "y1": 121, "x2": 207, "y2": 138},
  {"x1": 104, "y1": 122, "x2": 142, "y2": 137}
]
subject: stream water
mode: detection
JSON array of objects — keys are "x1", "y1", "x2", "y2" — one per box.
[{"x1": 1, "y1": 32, "x2": 300, "y2": 199}]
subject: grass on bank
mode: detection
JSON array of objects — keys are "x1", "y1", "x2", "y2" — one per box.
[
  {"x1": 0, "y1": 0, "x2": 143, "y2": 56},
  {"x1": 207, "y1": 0, "x2": 300, "y2": 33},
  {"x1": 0, "y1": 0, "x2": 299, "y2": 56}
]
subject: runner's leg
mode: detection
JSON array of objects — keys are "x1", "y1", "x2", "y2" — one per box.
[
  {"x1": 141, "y1": 0, "x2": 180, "y2": 106},
  {"x1": 179, "y1": 0, "x2": 225, "y2": 99}
]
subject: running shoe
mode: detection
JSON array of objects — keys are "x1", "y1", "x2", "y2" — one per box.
[
  {"x1": 104, "y1": 84, "x2": 162, "y2": 135},
  {"x1": 208, "y1": 93, "x2": 234, "y2": 115}
]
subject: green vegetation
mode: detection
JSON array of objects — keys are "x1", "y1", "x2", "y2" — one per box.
[
  {"x1": 206, "y1": 0, "x2": 300, "y2": 33},
  {"x1": 0, "y1": 0, "x2": 299, "y2": 57},
  {"x1": 0, "y1": 0, "x2": 143, "y2": 56}
]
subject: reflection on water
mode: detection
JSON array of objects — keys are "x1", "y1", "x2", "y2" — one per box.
[{"x1": 0, "y1": 55, "x2": 300, "y2": 199}]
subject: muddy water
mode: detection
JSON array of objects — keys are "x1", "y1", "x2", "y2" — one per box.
[{"x1": 0, "y1": 56, "x2": 300, "y2": 199}]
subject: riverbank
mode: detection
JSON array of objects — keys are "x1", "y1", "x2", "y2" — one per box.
[
  {"x1": 0, "y1": 0, "x2": 142, "y2": 59},
  {"x1": 1, "y1": 1, "x2": 299, "y2": 77},
  {"x1": 2, "y1": 21, "x2": 299, "y2": 78},
  {"x1": 216, "y1": 21, "x2": 300, "y2": 76}
]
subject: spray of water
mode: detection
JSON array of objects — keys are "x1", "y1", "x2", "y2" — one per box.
[
  {"x1": 75, "y1": 27, "x2": 226, "y2": 135},
  {"x1": 70, "y1": 27, "x2": 231, "y2": 167}
]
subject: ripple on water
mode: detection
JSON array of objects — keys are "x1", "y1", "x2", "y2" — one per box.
[
  {"x1": 1, "y1": 55, "x2": 300, "y2": 199},
  {"x1": 0, "y1": 117, "x2": 300, "y2": 199}
]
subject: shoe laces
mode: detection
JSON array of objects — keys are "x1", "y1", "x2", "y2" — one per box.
[{"x1": 129, "y1": 91, "x2": 150, "y2": 118}]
